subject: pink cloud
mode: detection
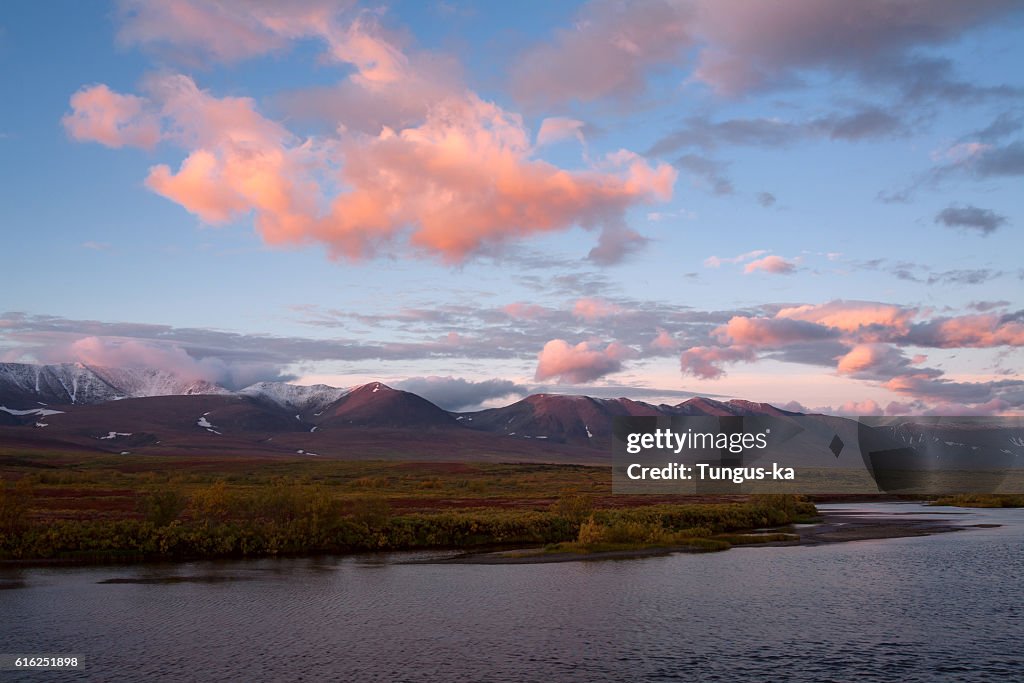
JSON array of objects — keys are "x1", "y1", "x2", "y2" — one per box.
[
  {"x1": 882, "y1": 373, "x2": 1017, "y2": 409},
  {"x1": 649, "y1": 328, "x2": 678, "y2": 351},
  {"x1": 535, "y1": 339, "x2": 630, "y2": 383},
  {"x1": 320, "y1": 16, "x2": 409, "y2": 84},
  {"x1": 573, "y1": 298, "x2": 622, "y2": 321},
  {"x1": 128, "y1": 2, "x2": 459, "y2": 134},
  {"x1": 776, "y1": 300, "x2": 916, "y2": 337},
  {"x1": 28, "y1": 336, "x2": 287, "y2": 389},
  {"x1": 683, "y1": 299, "x2": 1024, "y2": 412},
  {"x1": 62, "y1": 84, "x2": 161, "y2": 149},
  {"x1": 64, "y1": 336, "x2": 210, "y2": 379},
  {"x1": 65, "y1": 75, "x2": 675, "y2": 264},
  {"x1": 743, "y1": 254, "x2": 796, "y2": 274},
  {"x1": 915, "y1": 314, "x2": 1024, "y2": 348},
  {"x1": 836, "y1": 343, "x2": 909, "y2": 377},
  {"x1": 324, "y1": 98, "x2": 675, "y2": 262},
  {"x1": 115, "y1": 0, "x2": 350, "y2": 64},
  {"x1": 281, "y1": 51, "x2": 462, "y2": 134},
  {"x1": 130, "y1": 75, "x2": 321, "y2": 245},
  {"x1": 715, "y1": 316, "x2": 835, "y2": 347},
  {"x1": 679, "y1": 344, "x2": 755, "y2": 380},
  {"x1": 510, "y1": 0, "x2": 693, "y2": 105},
  {"x1": 832, "y1": 399, "x2": 885, "y2": 416}
]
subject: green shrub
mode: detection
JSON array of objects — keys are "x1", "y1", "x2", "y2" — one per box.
[
  {"x1": 140, "y1": 488, "x2": 186, "y2": 527},
  {"x1": 350, "y1": 495, "x2": 392, "y2": 531},
  {"x1": 576, "y1": 516, "x2": 605, "y2": 545},
  {"x1": 0, "y1": 478, "x2": 32, "y2": 537},
  {"x1": 551, "y1": 493, "x2": 595, "y2": 526}
]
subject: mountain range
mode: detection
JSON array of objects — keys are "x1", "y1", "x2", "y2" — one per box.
[{"x1": 0, "y1": 362, "x2": 803, "y2": 462}]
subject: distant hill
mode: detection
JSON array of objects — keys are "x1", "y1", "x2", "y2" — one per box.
[{"x1": 0, "y1": 362, "x2": 802, "y2": 461}]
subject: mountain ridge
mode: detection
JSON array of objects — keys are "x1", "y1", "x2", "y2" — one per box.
[{"x1": 0, "y1": 362, "x2": 803, "y2": 460}]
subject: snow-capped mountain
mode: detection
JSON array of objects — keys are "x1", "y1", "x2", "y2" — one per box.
[
  {"x1": 89, "y1": 366, "x2": 227, "y2": 399},
  {"x1": 0, "y1": 362, "x2": 226, "y2": 406},
  {"x1": 239, "y1": 381, "x2": 349, "y2": 415}
]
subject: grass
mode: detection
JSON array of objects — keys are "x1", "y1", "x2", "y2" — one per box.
[
  {"x1": 930, "y1": 494, "x2": 1024, "y2": 508},
  {"x1": 0, "y1": 451, "x2": 816, "y2": 563},
  {"x1": 538, "y1": 515, "x2": 801, "y2": 556}
]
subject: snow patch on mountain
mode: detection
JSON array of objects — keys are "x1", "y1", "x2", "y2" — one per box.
[
  {"x1": 197, "y1": 414, "x2": 221, "y2": 434},
  {"x1": 0, "y1": 405, "x2": 65, "y2": 417}
]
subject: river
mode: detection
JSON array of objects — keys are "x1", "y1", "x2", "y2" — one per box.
[{"x1": 2, "y1": 503, "x2": 1022, "y2": 681}]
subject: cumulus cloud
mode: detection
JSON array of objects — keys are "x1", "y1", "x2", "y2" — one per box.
[
  {"x1": 117, "y1": 2, "x2": 455, "y2": 132},
  {"x1": 395, "y1": 376, "x2": 527, "y2": 411},
  {"x1": 744, "y1": 255, "x2": 797, "y2": 275},
  {"x1": 62, "y1": 84, "x2": 161, "y2": 149},
  {"x1": 535, "y1": 339, "x2": 631, "y2": 383},
  {"x1": 776, "y1": 300, "x2": 916, "y2": 336},
  {"x1": 649, "y1": 328, "x2": 678, "y2": 352},
  {"x1": 935, "y1": 204, "x2": 1008, "y2": 235},
  {"x1": 903, "y1": 313, "x2": 1024, "y2": 348},
  {"x1": 836, "y1": 343, "x2": 913, "y2": 379},
  {"x1": 716, "y1": 316, "x2": 837, "y2": 348},
  {"x1": 830, "y1": 399, "x2": 886, "y2": 416},
  {"x1": 66, "y1": 12, "x2": 676, "y2": 266},
  {"x1": 883, "y1": 373, "x2": 1024, "y2": 408},
  {"x1": 674, "y1": 298, "x2": 1024, "y2": 410},
  {"x1": 573, "y1": 297, "x2": 622, "y2": 321},
  {"x1": 65, "y1": 78, "x2": 675, "y2": 265}
]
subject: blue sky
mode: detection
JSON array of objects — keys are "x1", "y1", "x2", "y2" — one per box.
[{"x1": 1, "y1": 1, "x2": 1022, "y2": 414}]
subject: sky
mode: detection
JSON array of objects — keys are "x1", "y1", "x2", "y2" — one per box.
[{"x1": 1, "y1": 0, "x2": 1023, "y2": 414}]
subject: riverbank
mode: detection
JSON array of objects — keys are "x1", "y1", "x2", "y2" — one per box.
[
  {"x1": 427, "y1": 506, "x2": 997, "y2": 564},
  {"x1": 0, "y1": 494, "x2": 812, "y2": 566}
]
